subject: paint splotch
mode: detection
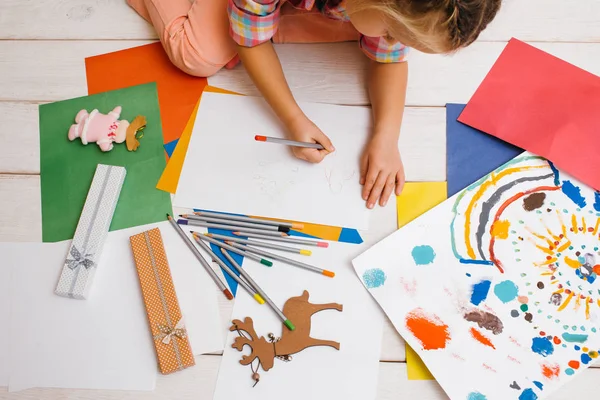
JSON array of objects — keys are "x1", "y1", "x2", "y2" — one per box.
[
  {"x1": 594, "y1": 191, "x2": 600, "y2": 212},
  {"x1": 470, "y1": 327, "x2": 495, "y2": 349},
  {"x1": 405, "y1": 308, "x2": 451, "y2": 350},
  {"x1": 561, "y1": 180, "x2": 586, "y2": 208},
  {"x1": 581, "y1": 353, "x2": 592, "y2": 364},
  {"x1": 510, "y1": 381, "x2": 521, "y2": 390},
  {"x1": 470, "y1": 280, "x2": 491, "y2": 306},
  {"x1": 362, "y1": 268, "x2": 387, "y2": 289},
  {"x1": 467, "y1": 392, "x2": 487, "y2": 400},
  {"x1": 464, "y1": 310, "x2": 504, "y2": 335},
  {"x1": 561, "y1": 332, "x2": 588, "y2": 343},
  {"x1": 411, "y1": 245, "x2": 436, "y2": 265},
  {"x1": 519, "y1": 388, "x2": 538, "y2": 400},
  {"x1": 494, "y1": 280, "x2": 519, "y2": 303},
  {"x1": 531, "y1": 337, "x2": 554, "y2": 357},
  {"x1": 541, "y1": 363, "x2": 560, "y2": 380},
  {"x1": 491, "y1": 220, "x2": 510, "y2": 239},
  {"x1": 523, "y1": 193, "x2": 546, "y2": 211},
  {"x1": 533, "y1": 381, "x2": 543, "y2": 390}
]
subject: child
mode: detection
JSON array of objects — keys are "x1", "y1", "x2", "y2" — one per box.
[{"x1": 127, "y1": 0, "x2": 501, "y2": 208}]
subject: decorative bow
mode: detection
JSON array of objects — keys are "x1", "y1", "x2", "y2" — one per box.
[
  {"x1": 66, "y1": 246, "x2": 95, "y2": 270},
  {"x1": 154, "y1": 318, "x2": 187, "y2": 345}
]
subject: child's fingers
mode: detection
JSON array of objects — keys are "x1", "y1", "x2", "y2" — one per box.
[
  {"x1": 314, "y1": 131, "x2": 335, "y2": 152},
  {"x1": 394, "y1": 169, "x2": 406, "y2": 195},
  {"x1": 362, "y1": 168, "x2": 379, "y2": 201},
  {"x1": 359, "y1": 155, "x2": 368, "y2": 186},
  {"x1": 379, "y1": 174, "x2": 396, "y2": 207},
  {"x1": 366, "y1": 172, "x2": 387, "y2": 209}
]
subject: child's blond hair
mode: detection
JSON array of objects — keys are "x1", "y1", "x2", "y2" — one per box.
[{"x1": 350, "y1": 0, "x2": 502, "y2": 53}]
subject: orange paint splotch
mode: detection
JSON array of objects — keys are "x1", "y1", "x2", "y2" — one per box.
[
  {"x1": 405, "y1": 308, "x2": 451, "y2": 351},
  {"x1": 491, "y1": 220, "x2": 510, "y2": 239},
  {"x1": 568, "y1": 360, "x2": 580, "y2": 369},
  {"x1": 470, "y1": 327, "x2": 496, "y2": 349},
  {"x1": 541, "y1": 363, "x2": 560, "y2": 380},
  {"x1": 553, "y1": 336, "x2": 562, "y2": 345}
]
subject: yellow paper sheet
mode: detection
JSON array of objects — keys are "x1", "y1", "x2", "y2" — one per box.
[
  {"x1": 156, "y1": 86, "x2": 240, "y2": 194},
  {"x1": 396, "y1": 181, "x2": 447, "y2": 380}
]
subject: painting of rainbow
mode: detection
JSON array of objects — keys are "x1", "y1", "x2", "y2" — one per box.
[{"x1": 353, "y1": 152, "x2": 600, "y2": 400}]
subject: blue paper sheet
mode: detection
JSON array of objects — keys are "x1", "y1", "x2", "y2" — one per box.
[{"x1": 446, "y1": 104, "x2": 522, "y2": 197}]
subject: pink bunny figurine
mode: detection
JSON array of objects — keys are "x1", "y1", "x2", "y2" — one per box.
[{"x1": 68, "y1": 106, "x2": 130, "y2": 152}]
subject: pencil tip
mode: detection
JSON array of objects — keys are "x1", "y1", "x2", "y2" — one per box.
[
  {"x1": 317, "y1": 242, "x2": 329, "y2": 248},
  {"x1": 166, "y1": 213, "x2": 172, "y2": 219},
  {"x1": 223, "y1": 289, "x2": 234, "y2": 300},
  {"x1": 322, "y1": 270, "x2": 335, "y2": 278}
]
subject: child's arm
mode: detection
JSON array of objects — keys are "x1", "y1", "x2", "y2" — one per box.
[
  {"x1": 238, "y1": 42, "x2": 334, "y2": 162},
  {"x1": 361, "y1": 60, "x2": 408, "y2": 208}
]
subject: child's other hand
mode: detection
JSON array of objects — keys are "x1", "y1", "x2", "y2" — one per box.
[
  {"x1": 360, "y1": 133, "x2": 405, "y2": 209},
  {"x1": 286, "y1": 114, "x2": 335, "y2": 163}
]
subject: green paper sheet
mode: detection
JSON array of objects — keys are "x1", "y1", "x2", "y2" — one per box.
[{"x1": 40, "y1": 83, "x2": 172, "y2": 242}]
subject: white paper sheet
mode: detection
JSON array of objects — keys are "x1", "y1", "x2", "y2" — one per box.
[
  {"x1": 0, "y1": 249, "x2": 11, "y2": 387},
  {"x1": 213, "y1": 241, "x2": 384, "y2": 400},
  {"x1": 353, "y1": 153, "x2": 600, "y2": 400},
  {"x1": 173, "y1": 92, "x2": 372, "y2": 229},
  {"x1": 7, "y1": 221, "x2": 223, "y2": 392}
]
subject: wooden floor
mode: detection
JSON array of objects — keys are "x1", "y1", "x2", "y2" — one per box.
[{"x1": 1, "y1": 0, "x2": 600, "y2": 398}]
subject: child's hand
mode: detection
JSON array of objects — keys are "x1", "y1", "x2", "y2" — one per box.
[
  {"x1": 360, "y1": 133, "x2": 405, "y2": 209},
  {"x1": 286, "y1": 114, "x2": 335, "y2": 163}
]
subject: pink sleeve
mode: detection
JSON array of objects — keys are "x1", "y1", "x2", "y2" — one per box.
[
  {"x1": 228, "y1": 0, "x2": 281, "y2": 47},
  {"x1": 359, "y1": 36, "x2": 410, "y2": 63}
]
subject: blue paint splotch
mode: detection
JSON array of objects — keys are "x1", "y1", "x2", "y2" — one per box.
[
  {"x1": 411, "y1": 245, "x2": 436, "y2": 265},
  {"x1": 494, "y1": 280, "x2": 519, "y2": 303},
  {"x1": 467, "y1": 392, "x2": 487, "y2": 400},
  {"x1": 594, "y1": 191, "x2": 600, "y2": 212},
  {"x1": 533, "y1": 381, "x2": 544, "y2": 390},
  {"x1": 519, "y1": 388, "x2": 538, "y2": 400},
  {"x1": 470, "y1": 280, "x2": 491, "y2": 306},
  {"x1": 531, "y1": 337, "x2": 554, "y2": 357},
  {"x1": 562, "y1": 180, "x2": 587, "y2": 208},
  {"x1": 362, "y1": 268, "x2": 387, "y2": 289},
  {"x1": 561, "y1": 332, "x2": 588, "y2": 343},
  {"x1": 581, "y1": 353, "x2": 592, "y2": 365}
]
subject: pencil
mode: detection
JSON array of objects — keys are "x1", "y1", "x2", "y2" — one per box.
[
  {"x1": 181, "y1": 214, "x2": 290, "y2": 233},
  {"x1": 255, "y1": 135, "x2": 324, "y2": 150},
  {"x1": 205, "y1": 233, "x2": 311, "y2": 256},
  {"x1": 226, "y1": 241, "x2": 335, "y2": 278},
  {"x1": 233, "y1": 231, "x2": 329, "y2": 248},
  {"x1": 220, "y1": 248, "x2": 295, "y2": 331},
  {"x1": 192, "y1": 235, "x2": 265, "y2": 305},
  {"x1": 192, "y1": 232, "x2": 273, "y2": 266},
  {"x1": 166, "y1": 213, "x2": 233, "y2": 300},
  {"x1": 192, "y1": 211, "x2": 303, "y2": 230},
  {"x1": 177, "y1": 219, "x2": 289, "y2": 237}
]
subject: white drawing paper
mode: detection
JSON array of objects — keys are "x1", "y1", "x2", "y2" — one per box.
[
  {"x1": 173, "y1": 92, "x2": 372, "y2": 230},
  {"x1": 213, "y1": 241, "x2": 384, "y2": 400},
  {"x1": 6, "y1": 221, "x2": 223, "y2": 392},
  {"x1": 353, "y1": 153, "x2": 600, "y2": 400}
]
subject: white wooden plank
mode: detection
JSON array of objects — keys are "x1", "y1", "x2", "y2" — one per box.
[
  {"x1": 0, "y1": 175, "x2": 41, "y2": 242},
  {"x1": 2, "y1": 356, "x2": 600, "y2": 399},
  {"x1": 211, "y1": 41, "x2": 600, "y2": 106},
  {"x1": 0, "y1": 104, "x2": 446, "y2": 179},
  {"x1": 480, "y1": 0, "x2": 600, "y2": 43},
  {"x1": 0, "y1": 0, "x2": 157, "y2": 40},
  {"x1": 3, "y1": 41, "x2": 600, "y2": 105},
  {"x1": 1, "y1": 0, "x2": 599, "y2": 43},
  {"x1": 0, "y1": 40, "x2": 152, "y2": 102}
]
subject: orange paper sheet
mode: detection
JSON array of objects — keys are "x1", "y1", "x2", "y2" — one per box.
[
  {"x1": 396, "y1": 182, "x2": 447, "y2": 380},
  {"x1": 85, "y1": 42, "x2": 207, "y2": 145}
]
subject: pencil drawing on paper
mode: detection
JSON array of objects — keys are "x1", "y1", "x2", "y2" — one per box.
[{"x1": 355, "y1": 153, "x2": 600, "y2": 400}]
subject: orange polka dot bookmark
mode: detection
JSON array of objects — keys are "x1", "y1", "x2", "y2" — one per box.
[{"x1": 130, "y1": 227, "x2": 195, "y2": 374}]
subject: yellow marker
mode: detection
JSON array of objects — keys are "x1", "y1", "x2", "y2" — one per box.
[
  {"x1": 253, "y1": 294, "x2": 266, "y2": 304},
  {"x1": 300, "y1": 249, "x2": 312, "y2": 256}
]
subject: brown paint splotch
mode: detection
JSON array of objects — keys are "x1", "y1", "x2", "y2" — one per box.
[
  {"x1": 523, "y1": 192, "x2": 546, "y2": 211},
  {"x1": 470, "y1": 327, "x2": 496, "y2": 349},
  {"x1": 541, "y1": 363, "x2": 561, "y2": 380},
  {"x1": 464, "y1": 309, "x2": 504, "y2": 335},
  {"x1": 405, "y1": 308, "x2": 451, "y2": 350}
]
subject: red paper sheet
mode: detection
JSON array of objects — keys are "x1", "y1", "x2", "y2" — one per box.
[
  {"x1": 459, "y1": 38, "x2": 600, "y2": 191},
  {"x1": 86, "y1": 42, "x2": 207, "y2": 145}
]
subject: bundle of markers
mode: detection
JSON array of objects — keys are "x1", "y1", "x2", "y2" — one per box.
[{"x1": 166, "y1": 211, "x2": 333, "y2": 332}]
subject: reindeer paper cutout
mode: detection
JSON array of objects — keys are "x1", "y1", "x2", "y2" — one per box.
[{"x1": 230, "y1": 290, "x2": 343, "y2": 384}]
